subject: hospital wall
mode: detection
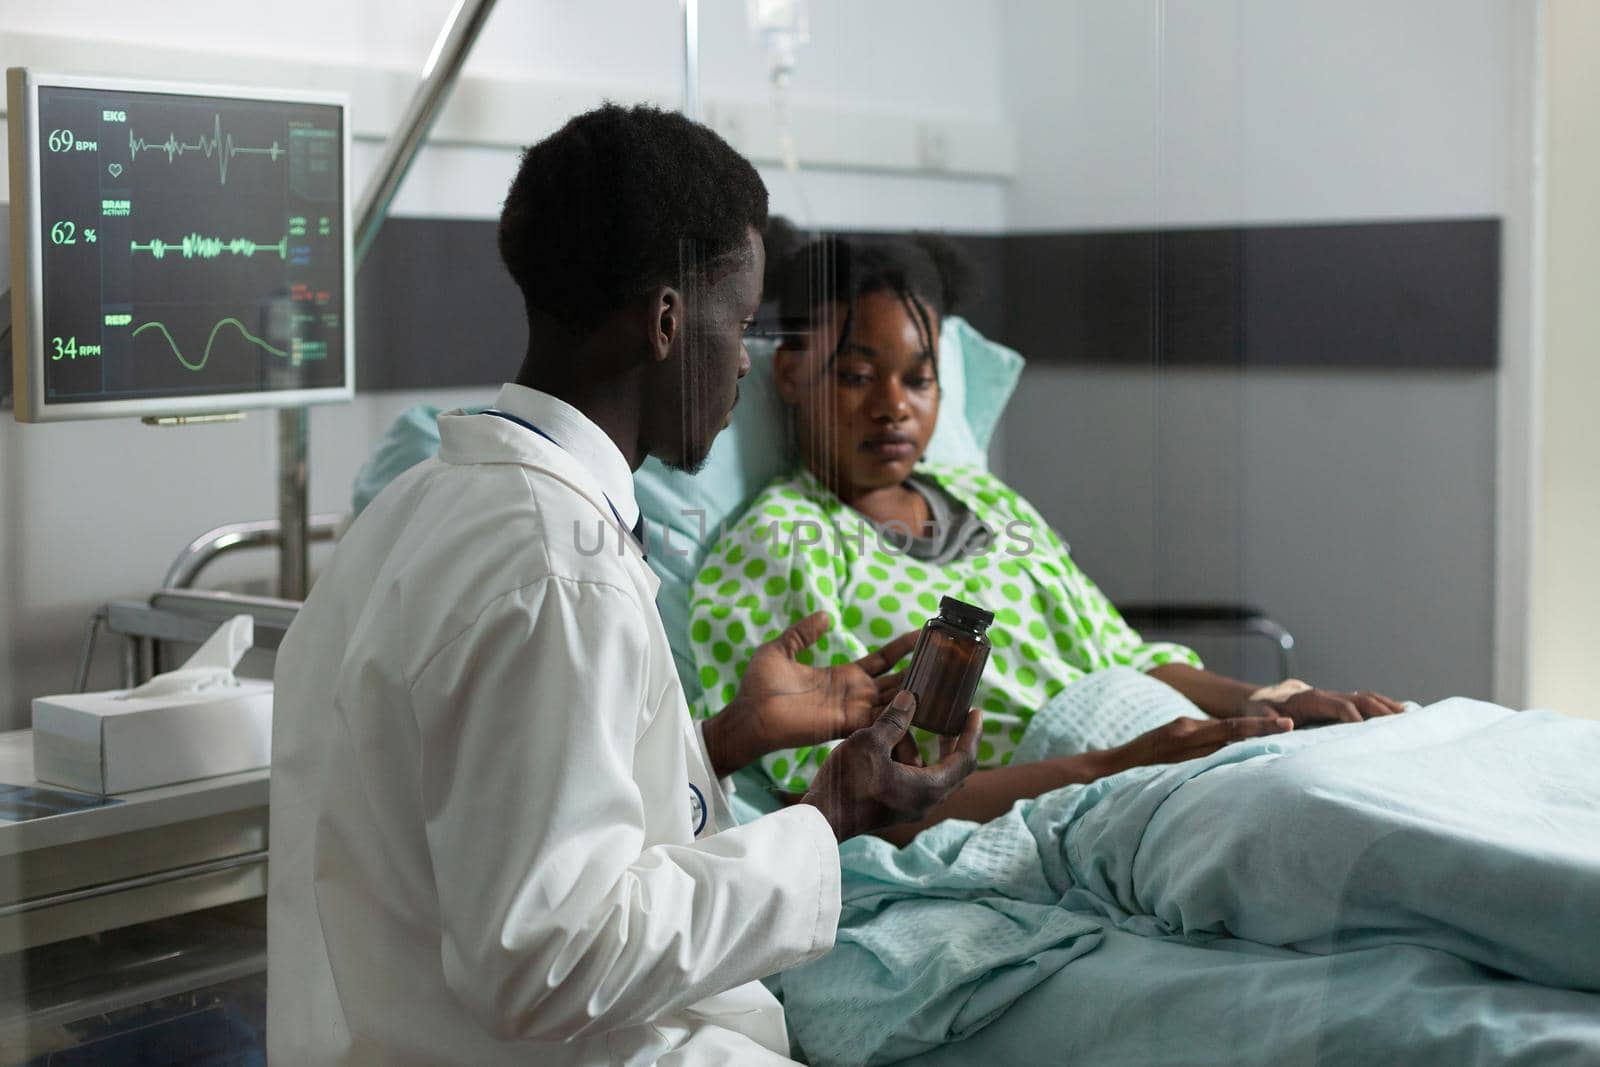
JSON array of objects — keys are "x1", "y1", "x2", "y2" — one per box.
[
  {"x1": 991, "y1": 0, "x2": 1526, "y2": 705},
  {"x1": 1530, "y1": 0, "x2": 1600, "y2": 719},
  {"x1": 0, "y1": 1, "x2": 1011, "y2": 729},
  {"x1": 0, "y1": 1, "x2": 1542, "y2": 728}
]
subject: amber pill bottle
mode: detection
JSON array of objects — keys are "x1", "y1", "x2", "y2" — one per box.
[{"x1": 904, "y1": 596, "x2": 995, "y2": 736}]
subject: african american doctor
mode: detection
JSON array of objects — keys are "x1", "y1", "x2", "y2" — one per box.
[{"x1": 267, "y1": 104, "x2": 980, "y2": 1065}]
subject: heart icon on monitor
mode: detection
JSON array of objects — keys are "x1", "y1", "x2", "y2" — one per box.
[{"x1": 107, "y1": 164, "x2": 123, "y2": 178}]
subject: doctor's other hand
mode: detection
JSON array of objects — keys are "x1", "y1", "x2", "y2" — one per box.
[
  {"x1": 800, "y1": 692, "x2": 981, "y2": 843},
  {"x1": 702, "y1": 611, "x2": 919, "y2": 777}
]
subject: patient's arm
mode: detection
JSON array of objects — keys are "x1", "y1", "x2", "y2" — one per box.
[
  {"x1": 873, "y1": 715, "x2": 1293, "y2": 846},
  {"x1": 872, "y1": 756, "x2": 1112, "y2": 846},
  {"x1": 1145, "y1": 663, "x2": 1261, "y2": 718},
  {"x1": 1147, "y1": 663, "x2": 1407, "y2": 725}
]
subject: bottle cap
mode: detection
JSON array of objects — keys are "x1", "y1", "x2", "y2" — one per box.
[{"x1": 939, "y1": 595, "x2": 995, "y2": 632}]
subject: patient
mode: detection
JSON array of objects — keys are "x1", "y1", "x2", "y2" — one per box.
[{"x1": 689, "y1": 229, "x2": 1405, "y2": 835}]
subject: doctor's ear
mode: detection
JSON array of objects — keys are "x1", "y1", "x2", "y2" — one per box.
[{"x1": 646, "y1": 286, "x2": 682, "y2": 364}]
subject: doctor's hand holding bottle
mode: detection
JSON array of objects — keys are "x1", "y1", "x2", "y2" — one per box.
[
  {"x1": 701, "y1": 610, "x2": 981, "y2": 841},
  {"x1": 799, "y1": 691, "x2": 981, "y2": 843}
]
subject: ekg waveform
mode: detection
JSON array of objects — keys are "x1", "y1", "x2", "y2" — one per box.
[
  {"x1": 132, "y1": 317, "x2": 286, "y2": 372},
  {"x1": 127, "y1": 115, "x2": 285, "y2": 186},
  {"x1": 130, "y1": 234, "x2": 288, "y2": 261}
]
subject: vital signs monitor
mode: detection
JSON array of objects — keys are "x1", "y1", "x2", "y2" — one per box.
[{"x1": 6, "y1": 70, "x2": 353, "y2": 422}]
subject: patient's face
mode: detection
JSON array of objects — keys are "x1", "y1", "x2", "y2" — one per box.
[{"x1": 779, "y1": 290, "x2": 941, "y2": 498}]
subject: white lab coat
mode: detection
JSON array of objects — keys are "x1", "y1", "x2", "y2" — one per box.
[{"x1": 269, "y1": 384, "x2": 842, "y2": 1065}]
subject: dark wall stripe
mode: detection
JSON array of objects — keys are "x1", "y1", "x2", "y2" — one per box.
[
  {"x1": 998, "y1": 218, "x2": 1500, "y2": 369},
  {"x1": 1239, "y1": 219, "x2": 1500, "y2": 370},
  {"x1": 354, "y1": 216, "x2": 1499, "y2": 391},
  {"x1": 356, "y1": 219, "x2": 525, "y2": 391}
]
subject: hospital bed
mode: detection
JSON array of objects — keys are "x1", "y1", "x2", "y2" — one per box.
[
  {"x1": 43, "y1": 317, "x2": 1598, "y2": 1065},
  {"x1": 613, "y1": 326, "x2": 1600, "y2": 1065}
]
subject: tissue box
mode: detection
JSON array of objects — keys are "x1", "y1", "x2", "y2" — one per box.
[{"x1": 32, "y1": 681, "x2": 273, "y2": 795}]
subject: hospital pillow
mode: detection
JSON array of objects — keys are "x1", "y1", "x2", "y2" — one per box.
[
  {"x1": 949, "y1": 316, "x2": 1026, "y2": 454},
  {"x1": 637, "y1": 316, "x2": 1026, "y2": 700}
]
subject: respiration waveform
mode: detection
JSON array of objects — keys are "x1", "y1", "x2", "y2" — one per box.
[
  {"x1": 127, "y1": 115, "x2": 285, "y2": 186},
  {"x1": 132, "y1": 317, "x2": 287, "y2": 372},
  {"x1": 129, "y1": 234, "x2": 288, "y2": 261}
]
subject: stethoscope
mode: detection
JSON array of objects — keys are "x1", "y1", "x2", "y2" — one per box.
[{"x1": 482, "y1": 409, "x2": 646, "y2": 556}]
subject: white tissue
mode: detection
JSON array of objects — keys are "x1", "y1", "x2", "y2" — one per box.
[{"x1": 118, "y1": 614, "x2": 254, "y2": 700}]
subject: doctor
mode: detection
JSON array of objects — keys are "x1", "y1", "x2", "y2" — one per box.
[{"x1": 268, "y1": 104, "x2": 980, "y2": 1065}]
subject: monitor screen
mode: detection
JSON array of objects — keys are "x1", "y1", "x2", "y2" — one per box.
[{"x1": 7, "y1": 70, "x2": 353, "y2": 421}]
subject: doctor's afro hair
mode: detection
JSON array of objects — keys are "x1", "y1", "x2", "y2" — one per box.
[{"x1": 498, "y1": 104, "x2": 768, "y2": 332}]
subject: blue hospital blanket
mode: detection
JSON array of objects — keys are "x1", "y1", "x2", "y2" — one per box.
[
  {"x1": 774, "y1": 672, "x2": 1600, "y2": 1067},
  {"x1": 903, "y1": 917, "x2": 1600, "y2": 1067},
  {"x1": 774, "y1": 669, "x2": 1198, "y2": 1063}
]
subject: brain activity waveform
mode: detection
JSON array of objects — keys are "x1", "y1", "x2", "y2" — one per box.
[
  {"x1": 130, "y1": 234, "x2": 288, "y2": 261},
  {"x1": 127, "y1": 114, "x2": 285, "y2": 186},
  {"x1": 132, "y1": 317, "x2": 286, "y2": 372}
]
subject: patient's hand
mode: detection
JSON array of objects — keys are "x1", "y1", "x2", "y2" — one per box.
[
  {"x1": 1108, "y1": 715, "x2": 1293, "y2": 773},
  {"x1": 1249, "y1": 687, "x2": 1407, "y2": 726},
  {"x1": 701, "y1": 611, "x2": 917, "y2": 776}
]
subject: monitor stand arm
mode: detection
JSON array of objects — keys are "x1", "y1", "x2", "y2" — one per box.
[{"x1": 276, "y1": 0, "x2": 501, "y2": 599}]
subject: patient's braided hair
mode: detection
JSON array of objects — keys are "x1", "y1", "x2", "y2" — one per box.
[{"x1": 763, "y1": 221, "x2": 977, "y2": 372}]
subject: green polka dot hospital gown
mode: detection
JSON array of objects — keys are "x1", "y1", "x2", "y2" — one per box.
[{"x1": 688, "y1": 463, "x2": 1201, "y2": 794}]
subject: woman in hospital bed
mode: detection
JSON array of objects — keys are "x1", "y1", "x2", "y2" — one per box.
[
  {"x1": 687, "y1": 230, "x2": 1404, "y2": 836},
  {"x1": 686, "y1": 230, "x2": 1600, "y2": 1063}
]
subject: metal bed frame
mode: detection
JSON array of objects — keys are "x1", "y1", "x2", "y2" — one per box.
[
  {"x1": 1119, "y1": 602, "x2": 1297, "y2": 680},
  {"x1": 75, "y1": 516, "x2": 344, "y2": 692},
  {"x1": 77, "y1": 518, "x2": 1297, "y2": 692}
]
